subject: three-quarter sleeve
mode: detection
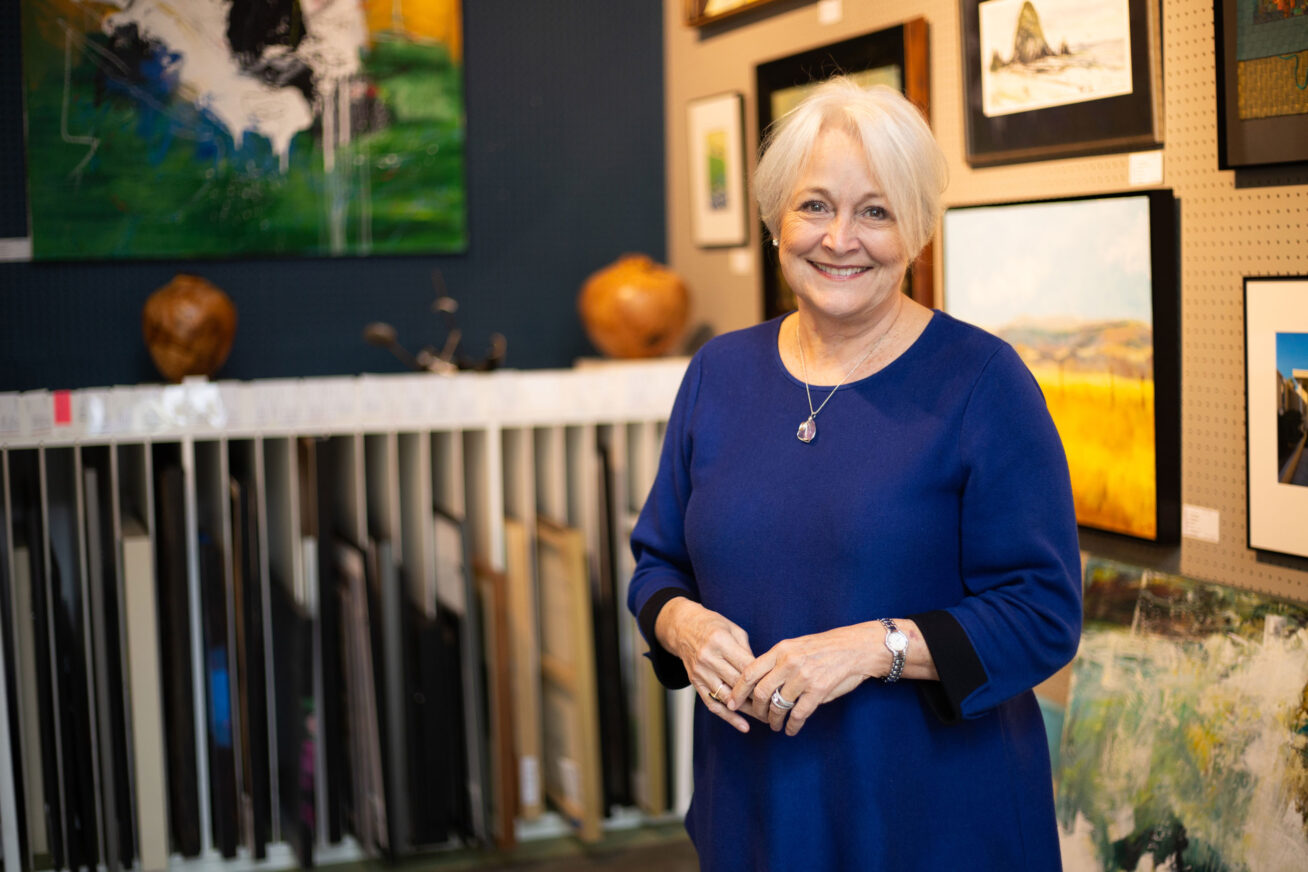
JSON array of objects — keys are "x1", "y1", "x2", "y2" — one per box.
[
  {"x1": 913, "y1": 344, "x2": 1082, "y2": 723},
  {"x1": 627, "y1": 353, "x2": 705, "y2": 688}
]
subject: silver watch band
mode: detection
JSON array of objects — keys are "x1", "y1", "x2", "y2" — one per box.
[{"x1": 880, "y1": 617, "x2": 907, "y2": 684}]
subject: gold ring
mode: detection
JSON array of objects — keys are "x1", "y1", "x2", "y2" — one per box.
[{"x1": 710, "y1": 683, "x2": 726, "y2": 702}]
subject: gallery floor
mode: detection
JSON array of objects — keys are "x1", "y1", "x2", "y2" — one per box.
[{"x1": 358, "y1": 824, "x2": 698, "y2": 872}]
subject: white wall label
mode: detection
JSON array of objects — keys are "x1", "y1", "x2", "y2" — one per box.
[
  {"x1": 728, "y1": 248, "x2": 752, "y2": 276},
  {"x1": 1129, "y1": 150, "x2": 1164, "y2": 186},
  {"x1": 1181, "y1": 504, "x2": 1220, "y2": 543}
]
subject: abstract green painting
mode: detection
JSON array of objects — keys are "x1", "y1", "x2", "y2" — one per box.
[
  {"x1": 21, "y1": 0, "x2": 465, "y2": 260},
  {"x1": 1057, "y1": 558, "x2": 1308, "y2": 870}
]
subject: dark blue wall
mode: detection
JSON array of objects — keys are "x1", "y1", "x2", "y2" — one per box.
[{"x1": 0, "y1": 2, "x2": 665, "y2": 392}]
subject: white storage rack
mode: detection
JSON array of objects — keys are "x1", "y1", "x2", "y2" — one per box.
[{"x1": 0, "y1": 360, "x2": 688, "y2": 872}]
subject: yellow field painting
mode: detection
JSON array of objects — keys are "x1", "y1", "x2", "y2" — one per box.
[{"x1": 1028, "y1": 364, "x2": 1156, "y2": 539}]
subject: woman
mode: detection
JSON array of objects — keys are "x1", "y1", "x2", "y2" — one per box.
[{"x1": 628, "y1": 77, "x2": 1081, "y2": 870}]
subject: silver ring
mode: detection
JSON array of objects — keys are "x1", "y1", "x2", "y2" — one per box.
[
  {"x1": 710, "y1": 683, "x2": 726, "y2": 702},
  {"x1": 770, "y1": 689, "x2": 796, "y2": 710}
]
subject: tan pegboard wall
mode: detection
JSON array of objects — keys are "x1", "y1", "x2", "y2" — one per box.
[
  {"x1": 1166, "y1": 0, "x2": 1308, "y2": 603},
  {"x1": 665, "y1": 0, "x2": 1308, "y2": 602}
]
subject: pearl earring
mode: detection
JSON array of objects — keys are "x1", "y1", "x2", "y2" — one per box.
[{"x1": 772, "y1": 238, "x2": 779, "y2": 247}]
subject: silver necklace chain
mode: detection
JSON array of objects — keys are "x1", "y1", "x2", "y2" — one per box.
[{"x1": 795, "y1": 296, "x2": 903, "y2": 443}]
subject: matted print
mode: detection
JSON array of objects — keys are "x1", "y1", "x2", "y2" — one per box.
[
  {"x1": 686, "y1": 93, "x2": 748, "y2": 248},
  {"x1": 943, "y1": 191, "x2": 1179, "y2": 542},
  {"x1": 21, "y1": 0, "x2": 466, "y2": 260},
  {"x1": 1245, "y1": 277, "x2": 1308, "y2": 558},
  {"x1": 978, "y1": 0, "x2": 1133, "y2": 118},
  {"x1": 1057, "y1": 557, "x2": 1308, "y2": 871}
]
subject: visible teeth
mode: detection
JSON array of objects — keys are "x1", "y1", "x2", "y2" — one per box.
[{"x1": 814, "y1": 263, "x2": 869, "y2": 277}]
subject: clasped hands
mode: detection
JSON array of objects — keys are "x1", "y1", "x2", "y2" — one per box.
[{"x1": 655, "y1": 597, "x2": 894, "y2": 737}]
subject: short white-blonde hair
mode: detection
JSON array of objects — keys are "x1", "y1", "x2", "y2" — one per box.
[{"x1": 753, "y1": 77, "x2": 947, "y2": 260}]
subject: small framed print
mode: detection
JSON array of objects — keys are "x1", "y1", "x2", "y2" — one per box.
[
  {"x1": 1245, "y1": 276, "x2": 1308, "y2": 558},
  {"x1": 686, "y1": 92, "x2": 749, "y2": 248}
]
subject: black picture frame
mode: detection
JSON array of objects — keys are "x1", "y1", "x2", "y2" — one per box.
[
  {"x1": 958, "y1": 0, "x2": 1161, "y2": 167},
  {"x1": 1214, "y1": 1, "x2": 1308, "y2": 169},
  {"x1": 756, "y1": 19, "x2": 931, "y2": 320},
  {"x1": 941, "y1": 189, "x2": 1180, "y2": 543},
  {"x1": 1244, "y1": 276, "x2": 1308, "y2": 560}
]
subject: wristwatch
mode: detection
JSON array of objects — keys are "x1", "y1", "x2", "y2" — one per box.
[{"x1": 879, "y1": 617, "x2": 908, "y2": 684}]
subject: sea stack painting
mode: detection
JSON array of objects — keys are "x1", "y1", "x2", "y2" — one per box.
[
  {"x1": 20, "y1": 0, "x2": 466, "y2": 260},
  {"x1": 978, "y1": 0, "x2": 1134, "y2": 117}
]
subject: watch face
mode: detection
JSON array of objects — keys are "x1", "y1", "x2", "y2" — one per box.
[{"x1": 887, "y1": 630, "x2": 908, "y2": 653}]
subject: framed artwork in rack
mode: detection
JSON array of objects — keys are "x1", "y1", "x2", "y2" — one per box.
[
  {"x1": 1215, "y1": 0, "x2": 1308, "y2": 169},
  {"x1": 942, "y1": 190, "x2": 1179, "y2": 542},
  {"x1": 756, "y1": 18, "x2": 930, "y2": 319},
  {"x1": 1244, "y1": 276, "x2": 1308, "y2": 559},
  {"x1": 685, "y1": 0, "x2": 789, "y2": 27},
  {"x1": 959, "y1": 0, "x2": 1162, "y2": 166},
  {"x1": 687, "y1": 93, "x2": 749, "y2": 248}
]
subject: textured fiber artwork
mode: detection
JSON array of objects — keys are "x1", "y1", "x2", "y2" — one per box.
[
  {"x1": 1236, "y1": 0, "x2": 1308, "y2": 120},
  {"x1": 1057, "y1": 558, "x2": 1308, "y2": 871},
  {"x1": 21, "y1": 0, "x2": 465, "y2": 260}
]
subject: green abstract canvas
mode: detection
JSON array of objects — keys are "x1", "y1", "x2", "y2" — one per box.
[
  {"x1": 1057, "y1": 558, "x2": 1308, "y2": 870},
  {"x1": 21, "y1": 0, "x2": 466, "y2": 260}
]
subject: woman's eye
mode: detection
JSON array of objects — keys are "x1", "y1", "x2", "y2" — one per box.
[
  {"x1": 863, "y1": 206, "x2": 889, "y2": 220},
  {"x1": 799, "y1": 200, "x2": 827, "y2": 213}
]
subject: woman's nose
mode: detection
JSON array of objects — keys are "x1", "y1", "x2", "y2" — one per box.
[{"x1": 822, "y1": 214, "x2": 856, "y2": 252}]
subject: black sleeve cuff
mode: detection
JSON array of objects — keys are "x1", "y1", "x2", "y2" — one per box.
[
  {"x1": 909, "y1": 609, "x2": 988, "y2": 725},
  {"x1": 638, "y1": 588, "x2": 694, "y2": 689}
]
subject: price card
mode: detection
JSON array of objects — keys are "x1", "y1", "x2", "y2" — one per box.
[
  {"x1": 0, "y1": 394, "x2": 20, "y2": 435},
  {"x1": 22, "y1": 391, "x2": 53, "y2": 435},
  {"x1": 77, "y1": 391, "x2": 108, "y2": 436}
]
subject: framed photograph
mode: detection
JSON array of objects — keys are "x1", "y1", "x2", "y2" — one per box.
[
  {"x1": 685, "y1": 0, "x2": 787, "y2": 27},
  {"x1": 687, "y1": 93, "x2": 749, "y2": 248},
  {"x1": 1245, "y1": 276, "x2": 1308, "y2": 559},
  {"x1": 1215, "y1": 0, "x2": 1308, "y2": 169},
  {"x1": 959, "y1": 0, "x2": 1162, "y2": 166},
  {"x1": 942, "y1": 190, "x2": 1180, "y2": 543},
  {"x1": 756, "y1": 18, "x2": 931, "y2": 319}
]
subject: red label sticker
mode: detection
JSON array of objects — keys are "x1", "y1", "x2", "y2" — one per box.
[{"x1": 54, "y1": 390, "x2": 72, "y2": 426}]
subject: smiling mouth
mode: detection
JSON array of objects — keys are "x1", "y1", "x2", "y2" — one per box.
[{"x1": 810, "y1": 262, "x2": 872, "y2": 278}]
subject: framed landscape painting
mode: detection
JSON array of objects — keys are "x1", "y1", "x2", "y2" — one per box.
[
  {"x1": 1057, "y1": 558, "x2": 1308, "y2": 870},
  {"x1": 21, "y1": 0, "x2": 466, "y2": 260},
  {"x1": 1244, "y1": 276, "x2": 1308, "y2": 559},
  {"x1": 959, "y1": 0, "x2": 1162, "y2": 166},
  {"x1": 756, "y1": 19, "x2": 931, "y2": 318},
  {"x1": 942, "y1": 190, "x2": 1179, "y2": 542},
  {"x1": 1215, "y1": 0, "x2": 1308, "y2": 168}
]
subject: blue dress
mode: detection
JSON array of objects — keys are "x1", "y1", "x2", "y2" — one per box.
[{"x1": 628, "y1": 311, "x2": 1081, "y2": 871}]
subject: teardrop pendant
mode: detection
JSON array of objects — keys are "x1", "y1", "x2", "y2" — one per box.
[{"x1": 797, "y1": 417, "x2": 817, "y2": 443}]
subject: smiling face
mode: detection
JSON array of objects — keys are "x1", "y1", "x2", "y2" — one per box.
[{"x1": 777, "y1": 125, "x2": 908, "y2": 326}]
